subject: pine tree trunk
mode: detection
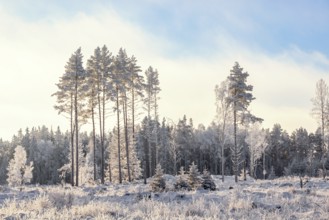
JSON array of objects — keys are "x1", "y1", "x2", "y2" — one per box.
[
  {"x1": 123, "y1": 94, "x2": 131, "y2": 182},
  {"x1": 75, "y1": 76, "x2": 79, "y2": 187},
  {"x1": 92, "y1": 104, "x2": 96, "y2": 181},
  {"x1": 154, "y1": 93, "x2": 158, "y2": 167},
  {"x1": 116, "y1": 88, "x2": 122, "y2": 183},
  {"x1": 233, "y1": 102, "x2": 238, "y2": 183},
  {"x1": 97, "y1": 80, "x2": 104, "y2": 183},
  {"x1": 70, "y1": 94, "x2": 74, "y2": 186},
  {"x1": 221, "y1": 140, "x2": 225, "y2": 182},
  {"x1": 101, "y1": 85, "x2": 105, "y2": 184},
  {"x1": 132, "y1": 88, "x2": 135, "y2": 145}
]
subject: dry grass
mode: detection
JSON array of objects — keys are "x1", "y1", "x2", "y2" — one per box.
[{"x1": 1, "y1": 176, "x2": 329, "y2": 219}]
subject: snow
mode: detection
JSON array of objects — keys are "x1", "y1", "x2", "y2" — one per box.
[{"x1": 1, "y1": 176, "x2": 329, "y2": 219}]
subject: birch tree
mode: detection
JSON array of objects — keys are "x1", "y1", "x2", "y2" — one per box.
[
  {"x1": 7, "y1": 145, "x2": 34, "y2": 186},
  {"x1": 215, "y1": 79, "x2": 232, "y2": 182},
  {"x1": 246, "y1": 123, "x2": 267, "y2": 178},
  {"x1": 311, "y1": 79, "x2": 329, "y2": 178}
]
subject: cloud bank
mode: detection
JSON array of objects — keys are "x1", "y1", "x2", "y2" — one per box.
[{"x1": 0, "y1": 2, "x2": 327, "y2": 140}]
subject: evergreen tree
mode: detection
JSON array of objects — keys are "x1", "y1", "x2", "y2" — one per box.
[
  {"x1": 53, "y1": 48, "x2": 86, "y2": 186},
  {"x1": 144, "y1": 66, "x2": 160, "y2": 176},
  {"x1": 150, "y1": 164, "x2": 166, "y2": 192},
  {"x1": 201, "y1": 168, "x2": 216, "y2": 191},
  {"x1": 174, "y1": 166, "x2": 189, "y2": 190},
  {"x1": 187, "y1": 162, "x2": 201, "y2": 190},
  {"x1": 226, "y1": 62, "x2": 260, "y2": 182}
]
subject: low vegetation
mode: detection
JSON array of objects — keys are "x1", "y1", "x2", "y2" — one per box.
[{"x1": 1, "y1": 176, "x2": 329, "y2": 219}]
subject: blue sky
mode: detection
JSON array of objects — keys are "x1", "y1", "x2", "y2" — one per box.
[{"x1": 0, "y1": 0, "x2": 329, "y2": 140}]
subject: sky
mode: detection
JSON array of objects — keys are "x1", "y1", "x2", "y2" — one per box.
[{"x1": 0, "y1": 0, "x2": 329, "y2": 141}]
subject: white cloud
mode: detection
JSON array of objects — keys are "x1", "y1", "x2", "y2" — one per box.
[{"x1": 0, "y1": 4, "x2": 326, "y2": 140}]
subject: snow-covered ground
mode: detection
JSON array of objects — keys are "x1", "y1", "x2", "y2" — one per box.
[{"x1": 1, "y1": 175, "x2": 329, "y2": 219}]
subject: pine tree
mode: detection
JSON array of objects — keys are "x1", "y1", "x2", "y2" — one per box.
[
  {"x1": 226, "y1": 62, "x2": 260, "y2": 183},
  {"x1": 187, "y1": 162, "x2": 201, "y2": 190},
  {"x1": 150, "y1": 164, "x2": 166, "y2": 192},
  {"x1": 144, "y1": 66, "x2": 160, "y2": 177},
  {"x1": 86, "y1": 47, "x2": 101, "y2": 182},
  {"x1": 7, "y1": 145, "x2": 34, "y2": 186},
  {"x1": 53, "y1": 48, "x2": 86, "y2": 186}
]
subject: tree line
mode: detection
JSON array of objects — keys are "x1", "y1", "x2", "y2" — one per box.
[{"x1": 0, "y1": 55, "x2": 327, "y2": 186}]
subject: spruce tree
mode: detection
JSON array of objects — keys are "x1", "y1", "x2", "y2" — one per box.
[
  {"x1": 150, "y1": 164, "x2": 166, "y2": 192},
  {"x1": 174, "y1": 166, "x2": 189, "y2": 190},
  {"x1": 187, "y1": 162, "x2": 201, "y2": 190},
  {"x1": 201, "y1": 168, "x2": 216, "y2": 191}
]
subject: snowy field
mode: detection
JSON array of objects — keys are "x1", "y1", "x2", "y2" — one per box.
[{"x1": 1, "y1": 176, "x2": 329, "y2": 219}]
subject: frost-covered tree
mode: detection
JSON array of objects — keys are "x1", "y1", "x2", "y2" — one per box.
[
  {"x1": 215, "y1": 79, "x2": 232, "y2": 182},
  {"x1": 174, "y1": 166, "x2": 189, "y2": 190},
  {"x1": 246, "y1": 123, "x2": 267, "y2": 178},
  {"x1": 311, "y1": 79, "x2": 329, "y2": 178},
  {"x1": 7, "y1": 145, "x2": 34, "y2": 186},
  {"x1": 86, "y1": 47, "x2": 101, "y2": 182},
  {"x1": 187, "y1": 162, "x2": 201, "y2": 190},
  {"x1": 144, "y1": 66, "x2": 160, "y2": 176},
  {"x1": 53, "y1": 48, "x2": 86, "y2": 186},
  {"x1": 86, "y1": 45, "x2": 113, "y2": 184},
  {"x1": 201, "y1": 168, "x2": 216, "y2": 191},
  {"x1": 150, "y1": 163, "x2": 166, "y2": 192},
  {"x1": 226, "y1": 62, "x2": 260, "y2": 182}
]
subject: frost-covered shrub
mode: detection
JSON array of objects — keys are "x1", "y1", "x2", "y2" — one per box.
[
  {"x1": 201, "y1": 168, "x2": 216, "y2": 191},
  {"x1": 187, "y1": 162, "x2": 201, "y2": 190},
  {"x1": 174, "y1": 167, "x2": 190, "y2": 191},
  {"x1": 150, "y1": 164, "x2": 166, "y2": 192}
]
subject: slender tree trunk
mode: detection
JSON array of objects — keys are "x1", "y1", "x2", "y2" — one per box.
[
  {"x1": 263, "y1": 151, "x2": 266, "y2": 180},
  {"x1": 154, "y1": 93, "x2": 159, "y2": 167},
  {"x1": 220, "y1": 121, "x2": 226, "y2": 182},
  {"x1": 75, "y1": 77, "x2": 79, "y2": 187},
  {"x1": 97, "y1": 80, "x2": 104, "y2": 183},
  {"x1": 123, "y1": 94, "x2": 131, "y2": 182},
  {"x1": 101, "y1": 85, "x2": 106, "y2": 184},
  {"x1": 233, "y1": 102, "x2": 238, "y2": 183},
  {"x1": 70, "y1": 94, "x2": 74, "y2": 186},
  {"x1": 147, "y1": 82, "x2": 153, "y2": 177},
  {"x1": 116, "y1": 88, "x2": 122, "y2": 183},
  {"x1": 143, "y1": 159, "x2": 147, "y2": 184},
  {"x1": 92, "y1": 103, "x2": 96, "y2": 181}
]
